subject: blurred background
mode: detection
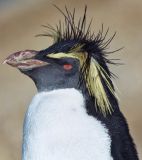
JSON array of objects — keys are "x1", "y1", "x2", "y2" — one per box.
[{"x1": 0, "y1": 0, "x2": 142, "y2": 159}]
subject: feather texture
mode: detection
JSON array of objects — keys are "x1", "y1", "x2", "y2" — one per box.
[{"x1": 36, "y1": 6, "x2": 121, "y2": 115}]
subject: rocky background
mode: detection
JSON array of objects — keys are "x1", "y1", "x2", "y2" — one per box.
[{"x1": 0, "y1": 0, "x2": 142, "y2": 159}]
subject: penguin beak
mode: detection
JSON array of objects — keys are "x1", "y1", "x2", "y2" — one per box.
[{"x1": 3, "y1": 50, "x2": 48, "y2": 70}]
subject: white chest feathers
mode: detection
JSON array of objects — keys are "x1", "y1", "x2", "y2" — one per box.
[{"x1": 22, "y1": 88, "x2": 112, "y2": 160}]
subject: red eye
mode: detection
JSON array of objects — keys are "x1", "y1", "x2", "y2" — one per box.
[{"x1": 63, "y1": 64, "x2": 73, "y2": 70}]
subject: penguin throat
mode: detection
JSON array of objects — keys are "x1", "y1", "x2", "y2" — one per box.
[{"x1": 22, "y1": 88, "x2": 112, "y2": 160}]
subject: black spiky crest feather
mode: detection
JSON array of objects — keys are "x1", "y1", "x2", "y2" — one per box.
[{"x1": 38, "y1": 5, "x2": 120, "y2": 116}]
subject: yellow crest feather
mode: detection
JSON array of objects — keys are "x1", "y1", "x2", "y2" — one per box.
[{"x1": 47, "y1": 52, "x2": 117, "y2": 115}]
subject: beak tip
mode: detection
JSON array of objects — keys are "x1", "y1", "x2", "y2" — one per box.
[{"x1": 2, "y1": 59, "x2": 8, "y2": 64}]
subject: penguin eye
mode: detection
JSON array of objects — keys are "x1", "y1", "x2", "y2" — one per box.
[{"x1": 63, "y1": 64, "x2": 73, "y2": 70}]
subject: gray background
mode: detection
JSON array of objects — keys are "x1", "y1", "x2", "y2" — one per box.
[{"x1": 0, "y1": 0, "x2": 142, "y2": 159}]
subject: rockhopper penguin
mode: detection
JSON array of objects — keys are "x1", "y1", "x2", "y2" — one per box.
[{"x1": 4, "y1": 6, "x2": 139, "y2": 160}]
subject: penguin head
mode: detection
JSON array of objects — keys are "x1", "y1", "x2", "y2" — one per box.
[{"x1": 4, "y1": 6, "x2": 119, "y2": 115}]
